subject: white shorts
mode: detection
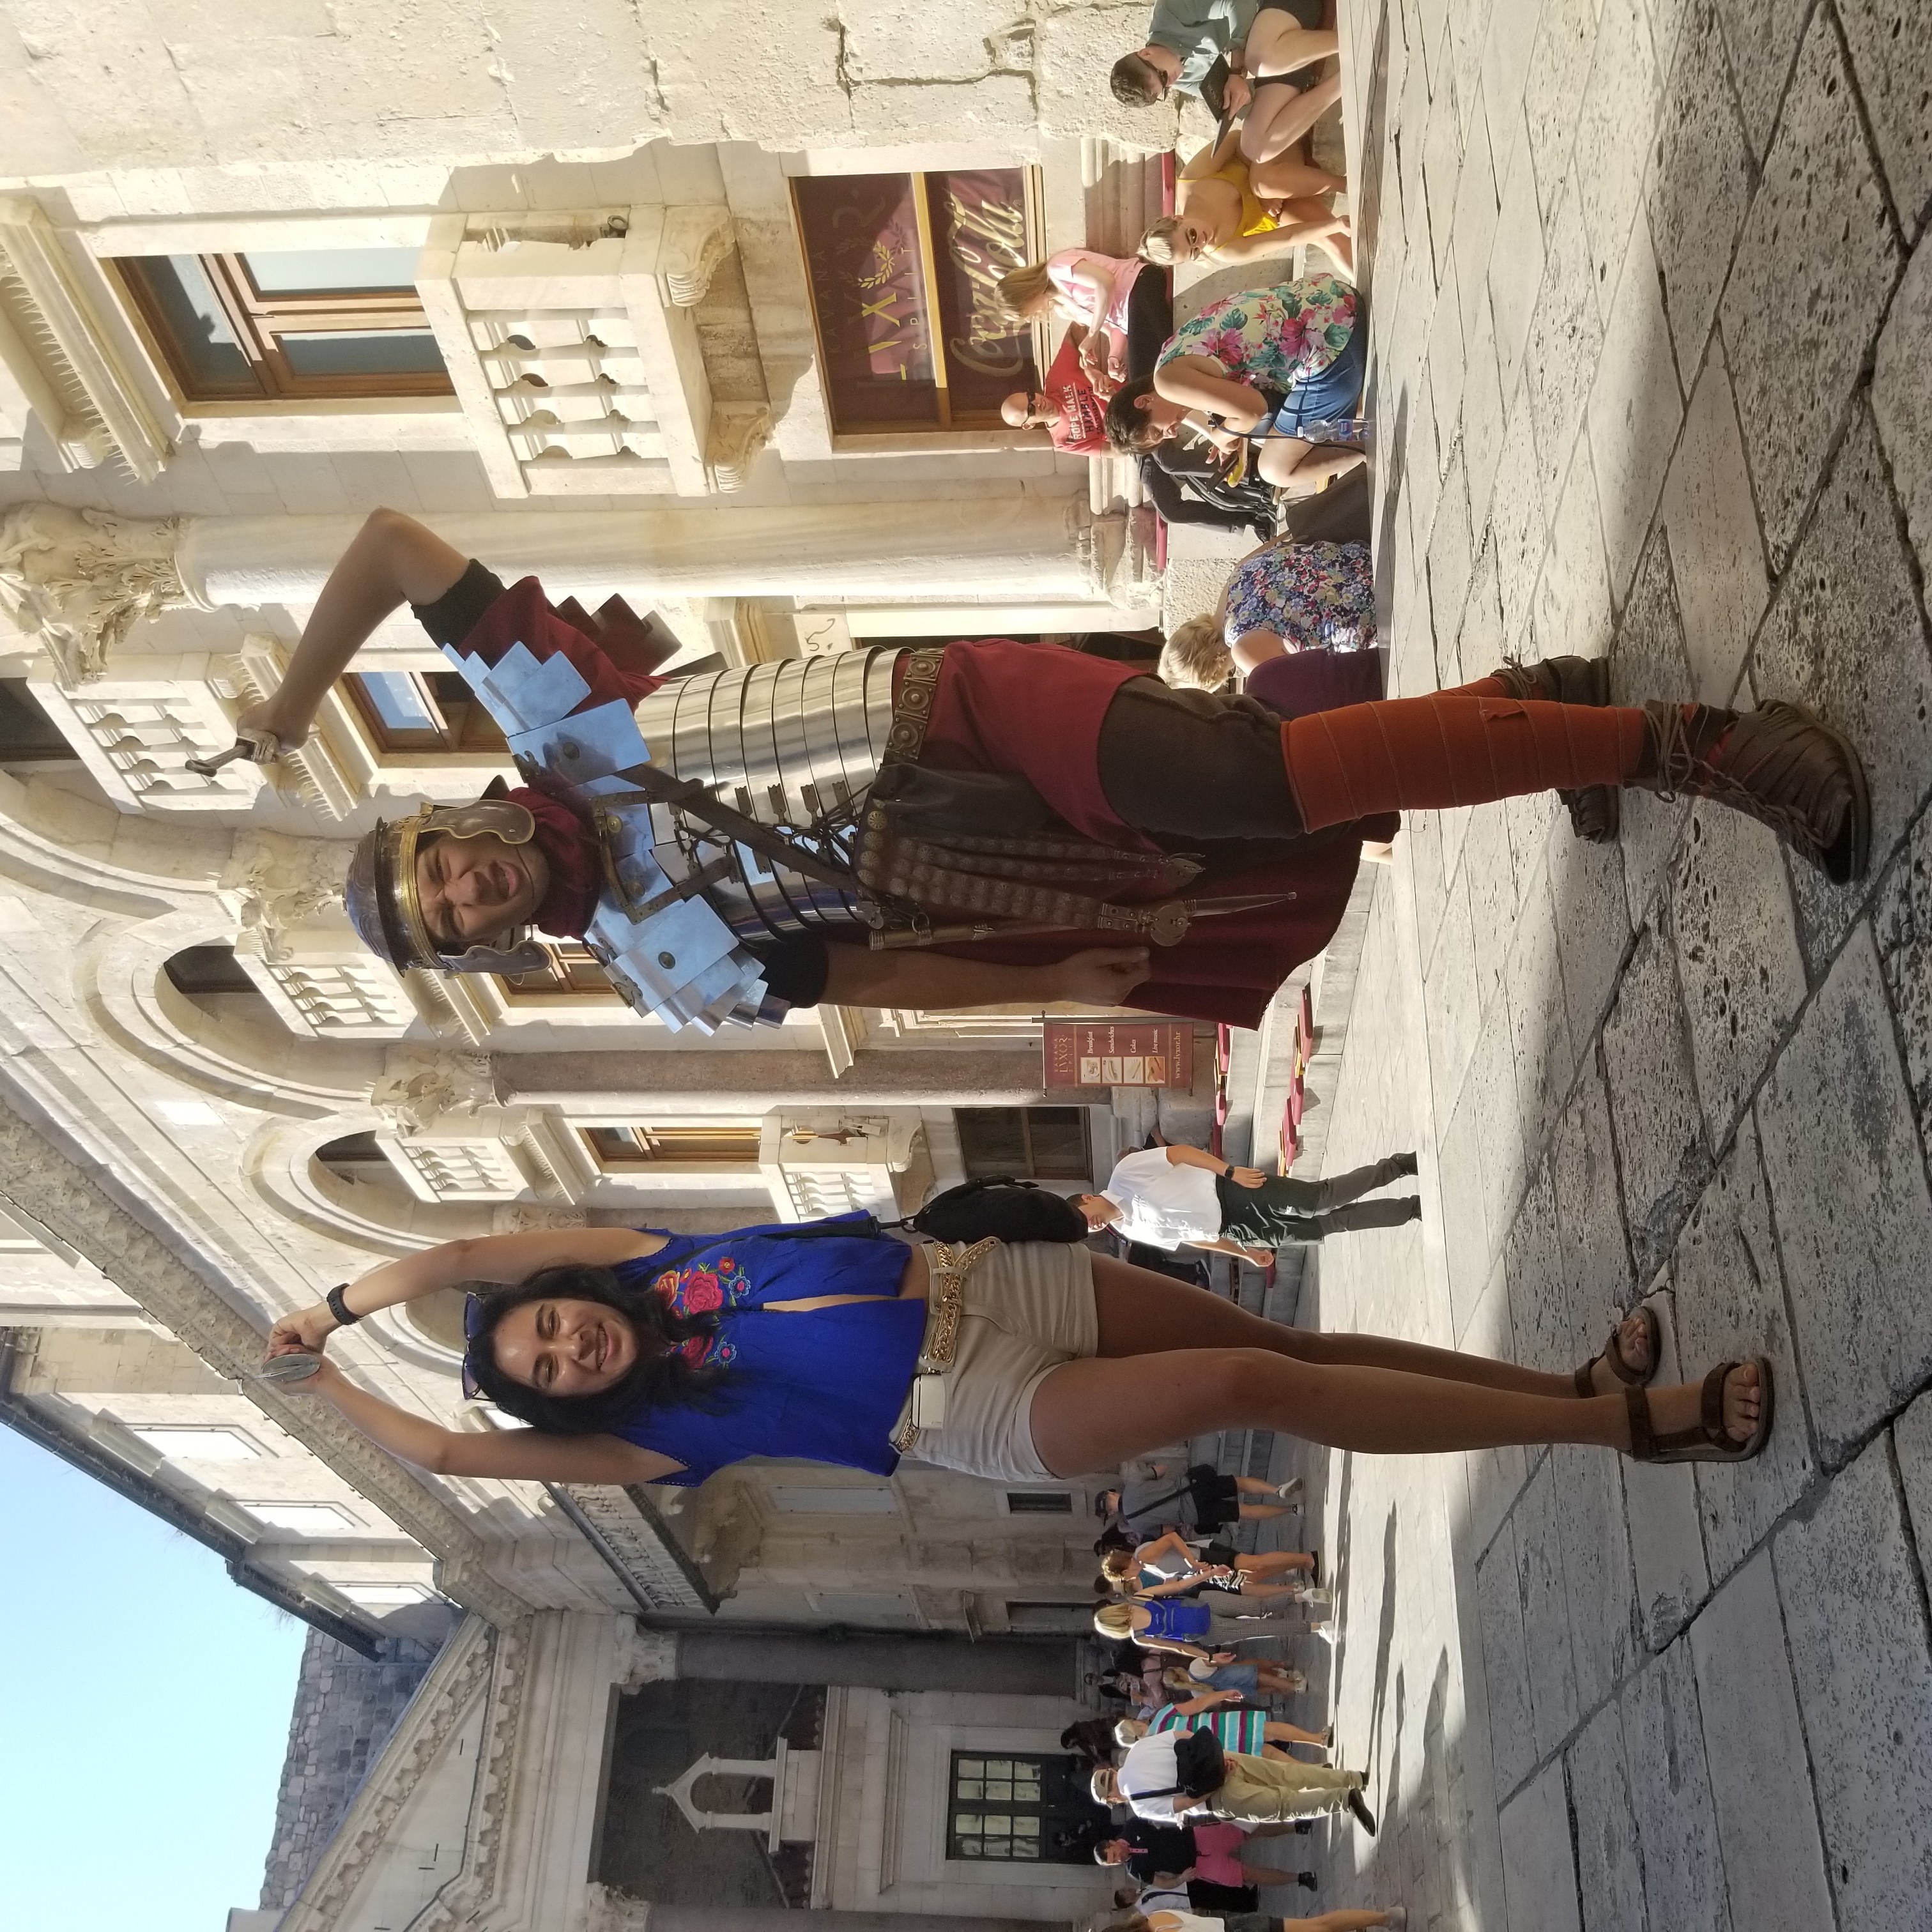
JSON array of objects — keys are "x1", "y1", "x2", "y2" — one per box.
[{"x1": 894, "y1": 1240, "x2": 1100, "y2": 1482}]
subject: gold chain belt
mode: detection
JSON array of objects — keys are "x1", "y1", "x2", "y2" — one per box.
[{"x1": 889, "y1": 1236, "x2": 1001, "y2": 1454}]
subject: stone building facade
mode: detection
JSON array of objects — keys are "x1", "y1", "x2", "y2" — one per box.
[{"x1": 0, "y1": 7, "x2": 1289, "y2": 1929}]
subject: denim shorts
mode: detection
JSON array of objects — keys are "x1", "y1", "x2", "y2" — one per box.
[{"x1": 1271, "y1": 316, "x2": 1367, "y2": 437}]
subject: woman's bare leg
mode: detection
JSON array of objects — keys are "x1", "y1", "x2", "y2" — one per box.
[
  {"x1": 1027, "y1": 1346, "x2": 1763, "y2": 1477},
  {"x1": 245, "y1": 509, "x2": 469, "y2": 742},
  {"x1": 1250, "y1": 155, "x2": 1347, "y2": 201},
  {"x1": 1243, "y1": 68, "x2": 1344, "y2": 165},
  {"x1": 1257, "y1": 1666, "x2": 1308, "y2": 1694},
  {"x1": 1236, "y1": 1551, "x2": 1317, "y2": 1578},
  {"x1": 1264, "y1": 1718, "x2": 1330, "y2": 1745},
  {"x1": 1092, "y1": 1254, "x2": 1579, "y2": 1397}
]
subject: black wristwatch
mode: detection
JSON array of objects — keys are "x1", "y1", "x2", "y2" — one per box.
[
  {"x1": 325, "y1": 1282, "x2": 360, "y2": 1328},
  {"x1": 1222, "y1": 1162, "x2": 1234, "y2": 1179}
]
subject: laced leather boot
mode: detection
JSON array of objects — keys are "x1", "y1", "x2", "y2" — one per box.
[
  {"x1": 1629, "y1": 700, "x2": 1871, "y2": 885},
  {"x1": 1486, "y1": 656, "x2": 1618, "y2": 843}
]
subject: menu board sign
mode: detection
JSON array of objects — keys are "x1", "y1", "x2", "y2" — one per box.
[
  {"x1": 794, "y1": 167, "x2": 1039, "y2": 431},
  {"x1": 792, "y1": 172, "x2": 938, "y2": 428},
  {"x1": 1043, "y1": 1020, "x2": 1196, "y2": 1090},
  {"x1": 927, "y1": 167, "x2": 1039, "y2": 417}
]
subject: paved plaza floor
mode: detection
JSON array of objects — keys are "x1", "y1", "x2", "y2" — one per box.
[{"x1": 1260, "y1": 0, "x2": 1932, "y2": 1925}]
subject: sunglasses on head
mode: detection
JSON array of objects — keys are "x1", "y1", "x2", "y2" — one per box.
[{"x1": 461, "y1": 1291, "x2": 486, "y2": 1400}]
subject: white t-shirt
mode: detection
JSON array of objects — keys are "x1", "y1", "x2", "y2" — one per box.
[
  {"x1": 1102, "y1": 1147, "x2": 1223, "y2": 1250},
  {"x1": 1118, "y1": 1731, "x2": 1188, "y2": 1820}
]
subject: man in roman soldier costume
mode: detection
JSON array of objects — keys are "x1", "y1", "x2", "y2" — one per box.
[{"x1": 228, "y1": 509, "x2": 1870, "y2": 1032}]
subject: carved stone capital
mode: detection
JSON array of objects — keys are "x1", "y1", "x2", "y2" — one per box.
[
  {"x1": 658, "y1": 203, "x2": 737, "y2": 307},
  {"x1": 0, "y1": 503, "x2": 195, "y2": 683},
  {"x1": 706, "y1": 402, "x2": 774, "y2": 492},
  {"x1": 1071, "y1": 500, "x2": 1157, "y2": 609},
  {"x1": 219, "y1": 829, "x2": 355, "y2": 963},
  {"x1": 616, "y1": 1625, "x2": 680, "y2": 1690},
  {"x1": 373, "y1": 1045, "x2": 500, "y2": 1137},
  {"x1": 583, "y1": 1884, "x2": 652, "y2": 1932}
]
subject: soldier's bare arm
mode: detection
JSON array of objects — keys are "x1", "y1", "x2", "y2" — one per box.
[{"x1": 238, "y1": 508, "x2": 467, "y2": 749}]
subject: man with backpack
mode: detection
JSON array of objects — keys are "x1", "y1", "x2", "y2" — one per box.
[
  {"x1": 1076, "y1": 1142, "x2": 1421, "y2": 1261},
  {"x1": 1098, "y1": 1730, "x2": 1376, "y2": 1830}
]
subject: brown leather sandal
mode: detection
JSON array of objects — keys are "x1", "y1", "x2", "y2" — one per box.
[
  {"x1": 1623, "y1": 1357, "x2": 1774, "y2": 1464},
  {"x1": 1573, "y1": 1304, "x2": 1661, "y2": 1397}
]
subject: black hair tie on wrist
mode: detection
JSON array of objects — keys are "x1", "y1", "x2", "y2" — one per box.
[{"x1": 325, "y1": 1282, "x2": 360, "y2": 1328}]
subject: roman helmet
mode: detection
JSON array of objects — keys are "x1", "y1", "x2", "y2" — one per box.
[{"x1": 344, "y1": 793, "x2": 553, "y2": 977}]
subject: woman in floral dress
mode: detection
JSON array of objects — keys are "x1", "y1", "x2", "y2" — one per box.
[{"x1": 1105, "y1": 275, "x2": 1365, "y2": 497}]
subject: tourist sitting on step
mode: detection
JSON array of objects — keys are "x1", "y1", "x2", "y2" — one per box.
[
  {"x1": 999, "y1": 323, "x2": 1111, "y2": 454},
  {"x1": 1106, "y1": 276, "x2": 1367, "y2": 498},
  {"x1": 996, "y1": 249, "x2": 1170, "y2": 388},
  {"x1": 1110, "y1": 0, "x2": 1262, "y2": 112},
  {"x1": 266, "y1": 1196, "x2": 1779, "y2": 1498},
  {"x1": 1139, "y1": 122, "x2": 1351, "y2": 276},
  {"x1": 229, "y1": 508, "x2": 1872, "y2": 1032}
]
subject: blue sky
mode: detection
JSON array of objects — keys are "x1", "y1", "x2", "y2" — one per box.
[{"x1": 0, "y1": 1425, "x2": 306, "y2": 1932}]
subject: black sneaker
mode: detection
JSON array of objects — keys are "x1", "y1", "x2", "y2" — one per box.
[{"x1": 1345, "y1": 1786, "x2": 1377, "y2": 1835}]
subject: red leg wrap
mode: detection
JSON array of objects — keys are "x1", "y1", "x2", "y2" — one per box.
[{"x1": 1281, "y1": 696, "x2": 1649, "y2": 832}]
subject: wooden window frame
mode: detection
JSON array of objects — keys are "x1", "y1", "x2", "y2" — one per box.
[
  {"x1": 580, "y1": 1124, "x2": 764, "y2": 1170},
  {"x1": 497, "y1": 941, "x2": 621, "y2": 1003},
  {"x1": 116, "y1": 252, "x2": 453, "y2": 402},
  {"x1": 343, "y1": 670, "x2": 508, "y2": 758},
  {"x1": 955, "y1": 1105, "x2": 1092, "y2": 1183},
  {"x1": 792, "y1": 167, "x2": 1045, "y2": 438}
]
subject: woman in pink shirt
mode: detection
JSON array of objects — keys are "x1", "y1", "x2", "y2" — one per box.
[{"x1": 999, "y1": 248, "x2": 1169, "y2": 388}]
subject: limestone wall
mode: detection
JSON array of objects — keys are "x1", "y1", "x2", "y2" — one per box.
[{"x1": 0, "y1": 2, "x2": 1184, "y2": 183}]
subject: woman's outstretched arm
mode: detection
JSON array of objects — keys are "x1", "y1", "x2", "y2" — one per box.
[
  {"x1": 269, "y1": 1226, "x2": 667, "y2": 1356},
  {"x1": 286, "y1": 1355, "x2": 686, "y2": 1484},
  {"x1": 238, "y1": 507, "x2": 469, "y2": 749}
]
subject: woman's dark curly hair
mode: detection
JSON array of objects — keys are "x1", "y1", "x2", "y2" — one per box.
[
  {"x1": 1104, "y1": 376, "x2": 1161, "y2": 453},
  {"x1": 1094, "y1": 1526, "x2": 1136, "y2": 1558},
  {"x1": 463, "y1": 1261, "x2": 731, "y2": 1436}
]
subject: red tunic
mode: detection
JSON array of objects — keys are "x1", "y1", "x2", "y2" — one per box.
[{"x1": 921, "y1": 640, "x2": 1390, "y2": 1031}]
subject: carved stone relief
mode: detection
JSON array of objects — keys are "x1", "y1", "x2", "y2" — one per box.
[{"x1": 0, "y1": 502, "x2": 194, "y2": 683}]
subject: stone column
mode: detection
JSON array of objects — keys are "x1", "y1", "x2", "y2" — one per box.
[
  {"x1": 497, "y1": 1048, "x2": 1056, "y2": 1111},
  {"x1": 673, "y1": 1629, "x2": 1078, "y2": 1697},
  {"x1": 172, "y1": 500, "x2": 1135, "y2": 608}
]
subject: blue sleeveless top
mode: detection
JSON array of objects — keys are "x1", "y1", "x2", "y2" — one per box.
[
  {"x1": 1139, "y1": 1598, "x2": 1211, "y2": 1643},
  {"x1": 610, "y1": 1216, "x2": 925, "y2": 1486}
]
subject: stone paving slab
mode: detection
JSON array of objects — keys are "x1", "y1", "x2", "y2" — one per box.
[{"x1": 1289, "y1": 0, "x2": 1932, "y2": 1923}]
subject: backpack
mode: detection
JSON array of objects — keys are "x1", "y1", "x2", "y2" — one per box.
[
  {"x1": 1132, "y1": 1728, "x2": 1229, "y2": 1802},
  {"x1": 896, "y1": 1177, "x2": 1091, "y2": 1246}
]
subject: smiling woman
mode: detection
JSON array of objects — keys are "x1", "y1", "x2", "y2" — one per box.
[{"x1": 264, "y1": 1209, "x2": 1779, "y2": 1497}]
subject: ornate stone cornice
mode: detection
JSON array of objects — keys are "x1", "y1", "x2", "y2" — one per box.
[
  {"x1": 0, "y1": 1094, "x2": 528, "y2": 1624},
  {"x1": 0, "y1": 197, "x2": 175, "y2": 482},
  {"x1": 0, "y1": 502, "x2": 194, "y2": 684},
  {"x1": 281, "y1": 1613, "x2": 523, "y2": 1932}
]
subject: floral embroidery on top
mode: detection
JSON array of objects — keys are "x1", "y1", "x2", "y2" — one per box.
[
  {"x1": 656, "y1": 1251, "x2": 747, "y2": 1369},
  {"x1": 653, "y1": 1253, "x2": 749, "y2": 1317}
]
